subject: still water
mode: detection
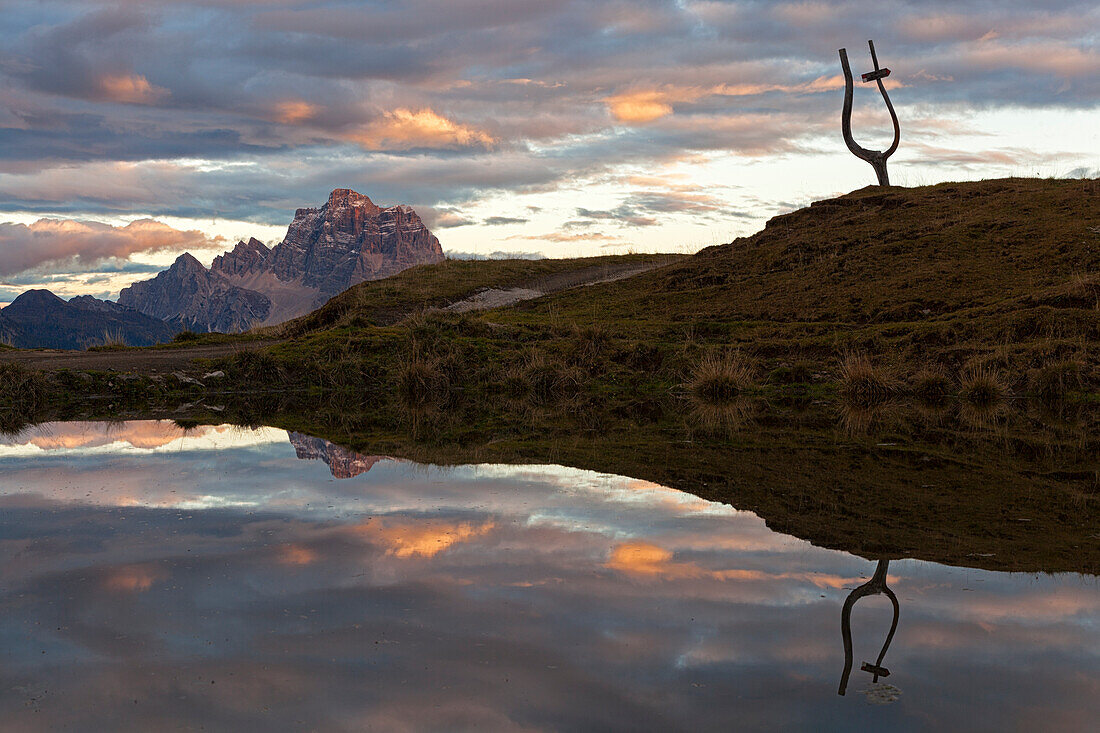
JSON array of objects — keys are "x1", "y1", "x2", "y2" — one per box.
[{"x1": 0, "y1": 422, "x2": 1097, "y2": 731}]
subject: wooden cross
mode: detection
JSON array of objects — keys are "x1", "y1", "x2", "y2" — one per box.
[{"x1": 839, "y1": 40, "x2": 901, "y2": 186}]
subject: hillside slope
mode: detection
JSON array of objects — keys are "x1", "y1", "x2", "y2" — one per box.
[{"x1": 490, "y1": 177, "x2": 1099, "y2": 374}]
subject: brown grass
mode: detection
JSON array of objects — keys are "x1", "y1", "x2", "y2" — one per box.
[
  {"x1": 910, "y1": 365, "x2": 953, "y2": 404},
  {"x1": 396, "y1": 351, "x2": 451, "y2": 408},
  {"x1": 959, "y1": 363, "x2": 1010, "y2": 406},
  {"x1": 688, "y1": 352, "x2": 756, "y2": 404},
  {"x1": 1027, "y1": 360, "x2": 1085, "y2": 401},
  {"x1": 837, "y1": 353, "x2": 897, "y2": 407}
]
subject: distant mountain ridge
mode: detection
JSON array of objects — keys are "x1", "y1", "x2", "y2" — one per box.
[
  {"x1": 0, "y1": 290, "x2": 177, "y2": 349},
  {"x1": 119, "y1": 189, "x2": 444, "y2": 332},
  {"x1": 117, "y1": 252, "x2": 273, "y2": 333}
]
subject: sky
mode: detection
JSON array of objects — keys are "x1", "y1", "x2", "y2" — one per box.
[
  {"x1": 1, "y1": 420, "x2": 1098, "y2": 729},
  {"x1": 0, "y1": 0, "x2": 1098, "y2": 303}
]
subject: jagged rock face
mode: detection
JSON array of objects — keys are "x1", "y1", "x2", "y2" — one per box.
[
  {"x1": 268, "y1": 189, "x2": 444, "y2": 295},
  {"x1": 0, "y1": 289, "x2": 177, "y2": 349},
  {"x1": 117, "y1": 189, "x2": 444, "y2": 332},
  {"x1": 288, "y1": 432, "x2": 387, "y2": 479},
  {"x1": 118, "y1": 253, "x2": 271, "y2": 333},
  {"x1": 211, "y1": 238, "x2": 271, "y2": 278}
]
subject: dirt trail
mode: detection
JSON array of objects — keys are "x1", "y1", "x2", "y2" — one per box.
[
  {"x1": 0, "y1": 260, "x2": 666, "y2": 373},
  {"x1": 0, "y1": 342, "x2": 273, "y2": 373},
  {"x1": 444, "y1": 261, "x2": 662, "y2": 313}
]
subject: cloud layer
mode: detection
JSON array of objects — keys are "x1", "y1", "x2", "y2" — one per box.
[
  {"x1": 0, "y1": 218, "x2": 221, "y2": 277},
  {"x1": 0, "y1": 0, "x2": 1097, "y2": 282}
]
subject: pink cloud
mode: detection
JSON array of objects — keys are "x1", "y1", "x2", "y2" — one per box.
[
  {"x1": 345, "y1": 108, "x2": 495, "y2": 151},
  {"x1": 95, "y1": 73, "x2": 169, "y2": 104},
  {"x1": 0, "y1": 218, "x2": 223, "y2": 276}
]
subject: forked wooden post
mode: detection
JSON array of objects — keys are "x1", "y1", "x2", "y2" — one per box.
[{"x1": 839, "y1": 40, "x2": 900, "y2": 186}]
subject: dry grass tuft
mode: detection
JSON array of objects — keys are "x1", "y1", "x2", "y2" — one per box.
[
  {"x1": 958, "y1": 363, "x2": 1010, "y2": 406},
  {"x1": 688, "y1": 352, "x2": 756, "y2": 405},
  {"x1": 518, "y1": 352, "x2": 582, "y2": 405},
  {"x1": 0, "y1": 362, "x2": 48, "y2": 429},
  {"x1": 569, "y1": 323, "x2": 612, "y2": 368},
  {"x1": 910, "y1": 366, "x2": 953, "y2": 405},
  {"x1": 837, "y1": 353, "x2": 897, "y2": 407},
  {"x1": 86, "y1": 329, "x2": 128, "y2": 352},
  {"x1": 1069, "y1": 272, "x2": 1100, "y2": 308},
  {"x1": 396, "y1": 351, "x2": 451, "y2": 407}
]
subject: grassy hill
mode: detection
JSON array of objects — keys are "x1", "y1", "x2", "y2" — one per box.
[
  {"x1": 250, "y1": 177, "x2": 1099, "y2": 399},
  {"x1": 271, "y1": 253, "x2": 678, "y2": 335},
  {"x1": 489, "y1": 178, "x2": 1100, "y2": 375}
]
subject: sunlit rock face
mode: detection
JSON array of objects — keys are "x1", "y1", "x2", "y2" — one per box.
[
  {"x1": 118, "y1": 189, "x2": 443, "y2": 332},
  {"x1": 210, "y1": 237, "x2": 271, "y2": 278},
  {"x1": 269, "y1": 189, "x2": 443, "y2": 294},
  {"x1": 287, "y1": 431, "x2": 387, "y2": 479}
]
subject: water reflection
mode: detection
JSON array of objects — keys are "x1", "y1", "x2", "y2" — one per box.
[
  {"x1": 0, "y1": 421, "x2": 1098, "y2": 731},
  {"x1": 838, "y1": 559, "x2": 899, "y2": 696}
]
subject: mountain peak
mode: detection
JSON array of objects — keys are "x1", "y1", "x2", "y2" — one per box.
[
  {"x1": 171, "y1": 252, "x2": 205, "y2": 272},
  {"x1": 211, "y1": 237, "x2": 271, "y2": 279},
  {"x1": 1, "y1": 288, "x2": 176, "y2": 349},
  {"x1": 327, "y1": 188, "x2": 375, "y2": 208},
  {"x1": 6, "y1": 289, "x2": 66, "y2": 310},
  {"x1": 119, "y1": 188, "x2": 444, "y2": 332}
]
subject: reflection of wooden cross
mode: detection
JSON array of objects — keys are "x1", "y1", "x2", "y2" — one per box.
[
  {"x1": 838, "y1": 558, "x2": 900, "y2": 696},
  {"x1": 839, "y1": 40, "x2": 900, "y2": 186}
]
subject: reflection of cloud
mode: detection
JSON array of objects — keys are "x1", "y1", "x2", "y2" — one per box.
[
  {"x1": 2, "y1": 430, "x2": 1100, "y2": 730},
  {"x1": 606, "y1": 541, "x2": 881, "y2": 588},
  {"x1": 103, "y1": 563, "x2": 166, "y2": 592},
  {"x1": 275, "y1": 544, "x2": 318, "y2": 566},
  {"x1": 352, "y1": 518, "x2": 496, "y2": 558},
  {"x1": 0, "y1": 422, "x2": 280, "y2": 454},
  {"x1": 20, "y1": 422, "x2": 200, "y2": 450}
]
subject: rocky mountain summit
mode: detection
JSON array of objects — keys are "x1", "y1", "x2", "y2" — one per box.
[
  {"x1": 0, "y1": 290, "x2": 177, "y2": 349},
  {"x1": 118, "y1": 253, "x2": 272, "y2": 333},
  {"x1": 211, "y1": 237, "x2": 270, "y2": 278},
  {"x1": 118, "y1": 189, "x2": 444, "y2": 332}
]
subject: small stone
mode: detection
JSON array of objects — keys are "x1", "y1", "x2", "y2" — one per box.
[{"x1": 171, "y1": 372, "x2": 204, "y2": 387}]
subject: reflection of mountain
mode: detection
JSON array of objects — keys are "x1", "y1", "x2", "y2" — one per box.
[{"x1": 288, "y1": 432, "x2": 387, "y2": 479}]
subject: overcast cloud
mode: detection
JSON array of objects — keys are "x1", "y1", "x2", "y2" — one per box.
[{"x1": 0, "y1": 0, "x2": 1097, "y2": 291}]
